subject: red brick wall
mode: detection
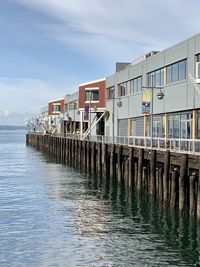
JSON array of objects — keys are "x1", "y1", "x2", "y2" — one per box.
[
  {"x1": 79, "y1": 80, "x2": 105, "y2": 109},
  {"x1": 48, "y1": 99, "x2": 64, "y2": 115}
]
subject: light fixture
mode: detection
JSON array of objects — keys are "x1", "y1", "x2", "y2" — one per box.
[
  {"x1": 157, "y1": 89, "x2": 164, "y2": 100},
  {"x1": 117, "y1": 99, "x2": 122, "y2": 107}
]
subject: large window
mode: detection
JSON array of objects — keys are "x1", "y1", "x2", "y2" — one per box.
[
  {"x1": 197, "y1": 53, "x2": 200, "y2": 62},
  {"x1": 130, "y1": 76, "x2": 142, "y2": 94},
  {"x1": 147, "y1": 68, "x2": 164, "y2": 87},
  {"x1": 168, "y1": 112, "x2": 192, "y2": 139},
  {"x1": 166, "y1": 59, "x2": 187, "y2": 85},
  {"x1": 85, "y1": 89, "x2": 99, "y2": 101}
]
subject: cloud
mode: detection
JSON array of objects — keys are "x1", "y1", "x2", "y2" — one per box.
[
  {"x1": 0, "y1": 77, "x2": 76, "y2": 114},
  {"x1": 14, "y1": 0, "x2": 200, "y2": 62}
]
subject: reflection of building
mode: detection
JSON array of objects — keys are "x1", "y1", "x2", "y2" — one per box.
[
  {"x1": 79, "y1": 78, "x2": 106, "y2": 138},
  {"x1": 48, "y1": 98, "x2": 64, "y2": 134},
  {"x1": 64, "y1": 92, "x2": 80, "y2": 134},
  {"x1": 105, "y1": 33, "x2": 200, "y2": 140}
]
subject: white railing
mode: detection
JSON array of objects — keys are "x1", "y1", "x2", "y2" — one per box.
[{"x1": 28, "y1": 131, "x2": 200, "y2": 155}]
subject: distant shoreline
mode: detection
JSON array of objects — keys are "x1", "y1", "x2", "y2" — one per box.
[{"x1": 0, "y1": 125, "x2": 26, "y2": 131}]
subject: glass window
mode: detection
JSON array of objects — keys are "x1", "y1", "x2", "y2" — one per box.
[
  {"x1": 178, "y1": 60, "x2": 186, "y2": 80},
  {"x1": 52, "y1": 105, "x2": 61, "y2": 112},
  {"x1": 160, "y1": 68, "x2": 164, "y2": 86},
  {"x1": 106, "y1": 86, "x2": 114, "y2": 99},
  {"x1": 138, "y1": 77, "x2": 142, "y2": 92},
  {"x1": 197, "y1": 54, "x2": 200, "y2": 63},
  {"x1": 85, "y1": 90, "x2": 99, "y2": 101},
  {"x1": 155, "y1": 70, "x2": 161, "y2": 86},
  {"x1": 172, "y1": 62, "x2": 179, "y2": 83},
  {"x1": 167, "y1": 65, "x2": 172, "y2": 84}
]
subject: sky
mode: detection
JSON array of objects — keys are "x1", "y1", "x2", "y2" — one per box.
[{"x1": 1, "y1": 0, "x2": 200, "y2": 125}]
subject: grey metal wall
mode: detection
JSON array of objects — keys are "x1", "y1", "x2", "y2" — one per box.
[{"x1": 105, "y1": 33, "x2": 200, "y2": 136}]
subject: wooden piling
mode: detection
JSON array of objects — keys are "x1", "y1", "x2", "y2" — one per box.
[
  {"x1": 137, "y1": 148, "x2": 144, "y2": 190},
  {"x1": 189, "y1": 172, "x2": 196, "y2": 216},
  {"x1": 197, "y1": 174, "x2": 200, "y2": 220},
  {"x1": 170, "y1": 169, "x2": 177, "y2": 208},
  {"x1": 110, "y1": 144, "x2": 116, "y2": 181},
  {"x1": 117, "y1": 145, "x2": 122, "y2": 183},
  {"x1": 163, "y1": 150, "x2": 170, "y2": 202},
  {"x1": 128, "y1": 147, "x2": 134, "y2": 188},
  {"x1": 179, "y1": 154, "x2": 188, "y2": 213},
  {"x1": 150, "y1": 150, "x2": 156, "y2": 196},
  {"x1": 97, "y1": 143, "x2": 102, "y2": 178}
]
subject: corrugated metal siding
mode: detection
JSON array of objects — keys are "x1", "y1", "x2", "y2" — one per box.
[
  {"x1": 118, "y1": 119, "x2": 128, "y2": 136},
  {"x1": 131, "y1": 117, "x2": 144, "y2": 136}
]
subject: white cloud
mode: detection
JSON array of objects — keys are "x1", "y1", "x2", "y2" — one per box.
[
  {"x1": 14, "y1": 0, "x2": 200, "y2": 62},
  {"x1": 0, "y1": 77, "x2": 77, "y2": 114}
]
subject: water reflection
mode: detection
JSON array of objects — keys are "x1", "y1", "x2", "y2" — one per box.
[{"x1": 79, "y1": 174, "x2": 200, "y2": 266}]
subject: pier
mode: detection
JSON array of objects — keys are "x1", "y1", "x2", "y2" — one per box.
[{"x1": 27, "y1": 133, "x2": 200, "y2": 220}]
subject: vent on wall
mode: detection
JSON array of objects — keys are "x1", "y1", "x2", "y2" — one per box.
[{"x1": 196, "y1": 62, "x2": 200, "y2": 83}]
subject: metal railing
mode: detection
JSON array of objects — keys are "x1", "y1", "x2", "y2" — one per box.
[{"x1": 28, "y1": 131, "x2": 200, "y2": 155}]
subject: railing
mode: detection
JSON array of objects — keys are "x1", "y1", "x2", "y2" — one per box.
[{"x1": 28, "y1": 131, "x2": 200, "y2": 155}]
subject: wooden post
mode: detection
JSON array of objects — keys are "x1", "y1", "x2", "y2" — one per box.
[
  {"x1": 179, "y1": 154, "x2": 188, "y2": 213},
  {"x1": 98, "y1": 143, "x2": 102, "y2": 178},
  {"x1": 117, "y1": 145, "x2": 122, "y2": 183},
  {"x1": 125, "y1": 159, "x2": 129, "y2": 187},
  {"x1": 91, "y1": 142, "x2": 96, "y2": 175},
  {"x1": 150, "y1": 150, "x2": 156, "y2": 196},
  {"x1": 87, "y1": 141, "x2": 91, "y2": 173},
  {"x1": 137, "y1": 148, "x2": 144, "y2": 190},
  {"x1": 83, "y1": 141, "x2": 86, "y2": 173},
  {"x1": 103, "y1": 143, "x2": 109, "y2": 179},
  {"x1": 134, "y1": 162, "x2": 138, "y2": 188},
  {"x1": 163, "y1": 150, "x2": 170, "y2": 202},
  {"x1": 79, "y1": 140, "x2": 82, "y2": 170},
  {"x1": 158, "y1": 167, "x2": 163, "y2": 200},
  {"x1": 128, "y1": 147, "x2": 134, "y2": 188},
  {"x1": 197, "y1": 173, "x2": 200, "y2": 220},
  {"x1": 170, "y1": 169, "x2": 177, "y2": 208},
  {"x1": 110, "y1": 144, "x2": 115, "y2": 180},
  {"x1": 143, "y1": 166, "x2": 147, "y2": 189},
  {"x1": 189, "y1": 172, "x2": 196, "y2": 216}
]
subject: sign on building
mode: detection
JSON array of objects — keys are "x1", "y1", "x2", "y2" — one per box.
[
  {"x1": 142, "y1": 89, "x2": 151, "y2": 114},
  {"x1": 84, "y1": 105, "x2": 89, "y2": 121}
]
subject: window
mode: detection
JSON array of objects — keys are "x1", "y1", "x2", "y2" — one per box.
[
  {"x1": 147, "y1": 68, "x2": 164, "y2": 87},
  {"x1": 106, "y1": 86, "x2": 114, "y2": 99},
  {"x1": 197, "y1": 53, "x2": 200, "y2": 62},
  {"x1": 166, "y1": 59, "x2": 187, "y2": 85},
  {"x1": 85, "y1": 89, "x2": 99, "y2": 101},
  {"x1": 118, "y1": 82, "x2": 128, "y2": 97},
  {"x1": 52, "y1": 104, "x2": 61, "y2": 112},
  {"x1": 69, "y1": 101, "x2": 77, "y2": 110},
  {"x1": 130, "y1": 76, "x2": 142, "y2": 94}
]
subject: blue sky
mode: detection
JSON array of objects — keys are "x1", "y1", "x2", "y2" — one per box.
[{"x1": 1, "y1": 0, "x2": 200, "y2": 124}]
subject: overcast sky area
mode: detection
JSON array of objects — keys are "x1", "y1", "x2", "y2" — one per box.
[{"x1": 1, "y1": 0, "x2": 200, "y2": 125}]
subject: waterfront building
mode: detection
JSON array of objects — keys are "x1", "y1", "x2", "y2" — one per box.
[
  {"x1": 64, "y1": 92, "x2": 80, "y2": 134},
  {"x1": 105, "y1": 33, "x2": 200, "y2": 140},
  {"x1": 48, "y1": 98, "x2": 64, "y2": 134},
  {"x1": 78, "y1": 78, "x2": 106, "y2": 138}
]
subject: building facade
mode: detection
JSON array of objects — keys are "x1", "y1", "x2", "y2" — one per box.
[
  {"x1": 105, "y1": 33, "x2": 200, "y2": 140},
  {"x1": 64, "y1": 92, "x2": 80, "y2": 134},
  {"x1": 48, "y1": 98, "x2": 64, "y2": 134},
  {"x1": 79, "y1": 78, "x2": 106, "y2": 137}
]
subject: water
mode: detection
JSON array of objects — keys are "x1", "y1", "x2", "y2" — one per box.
[{"x1": 0, "y1": 131, "x2": 200, "y2": 267}]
